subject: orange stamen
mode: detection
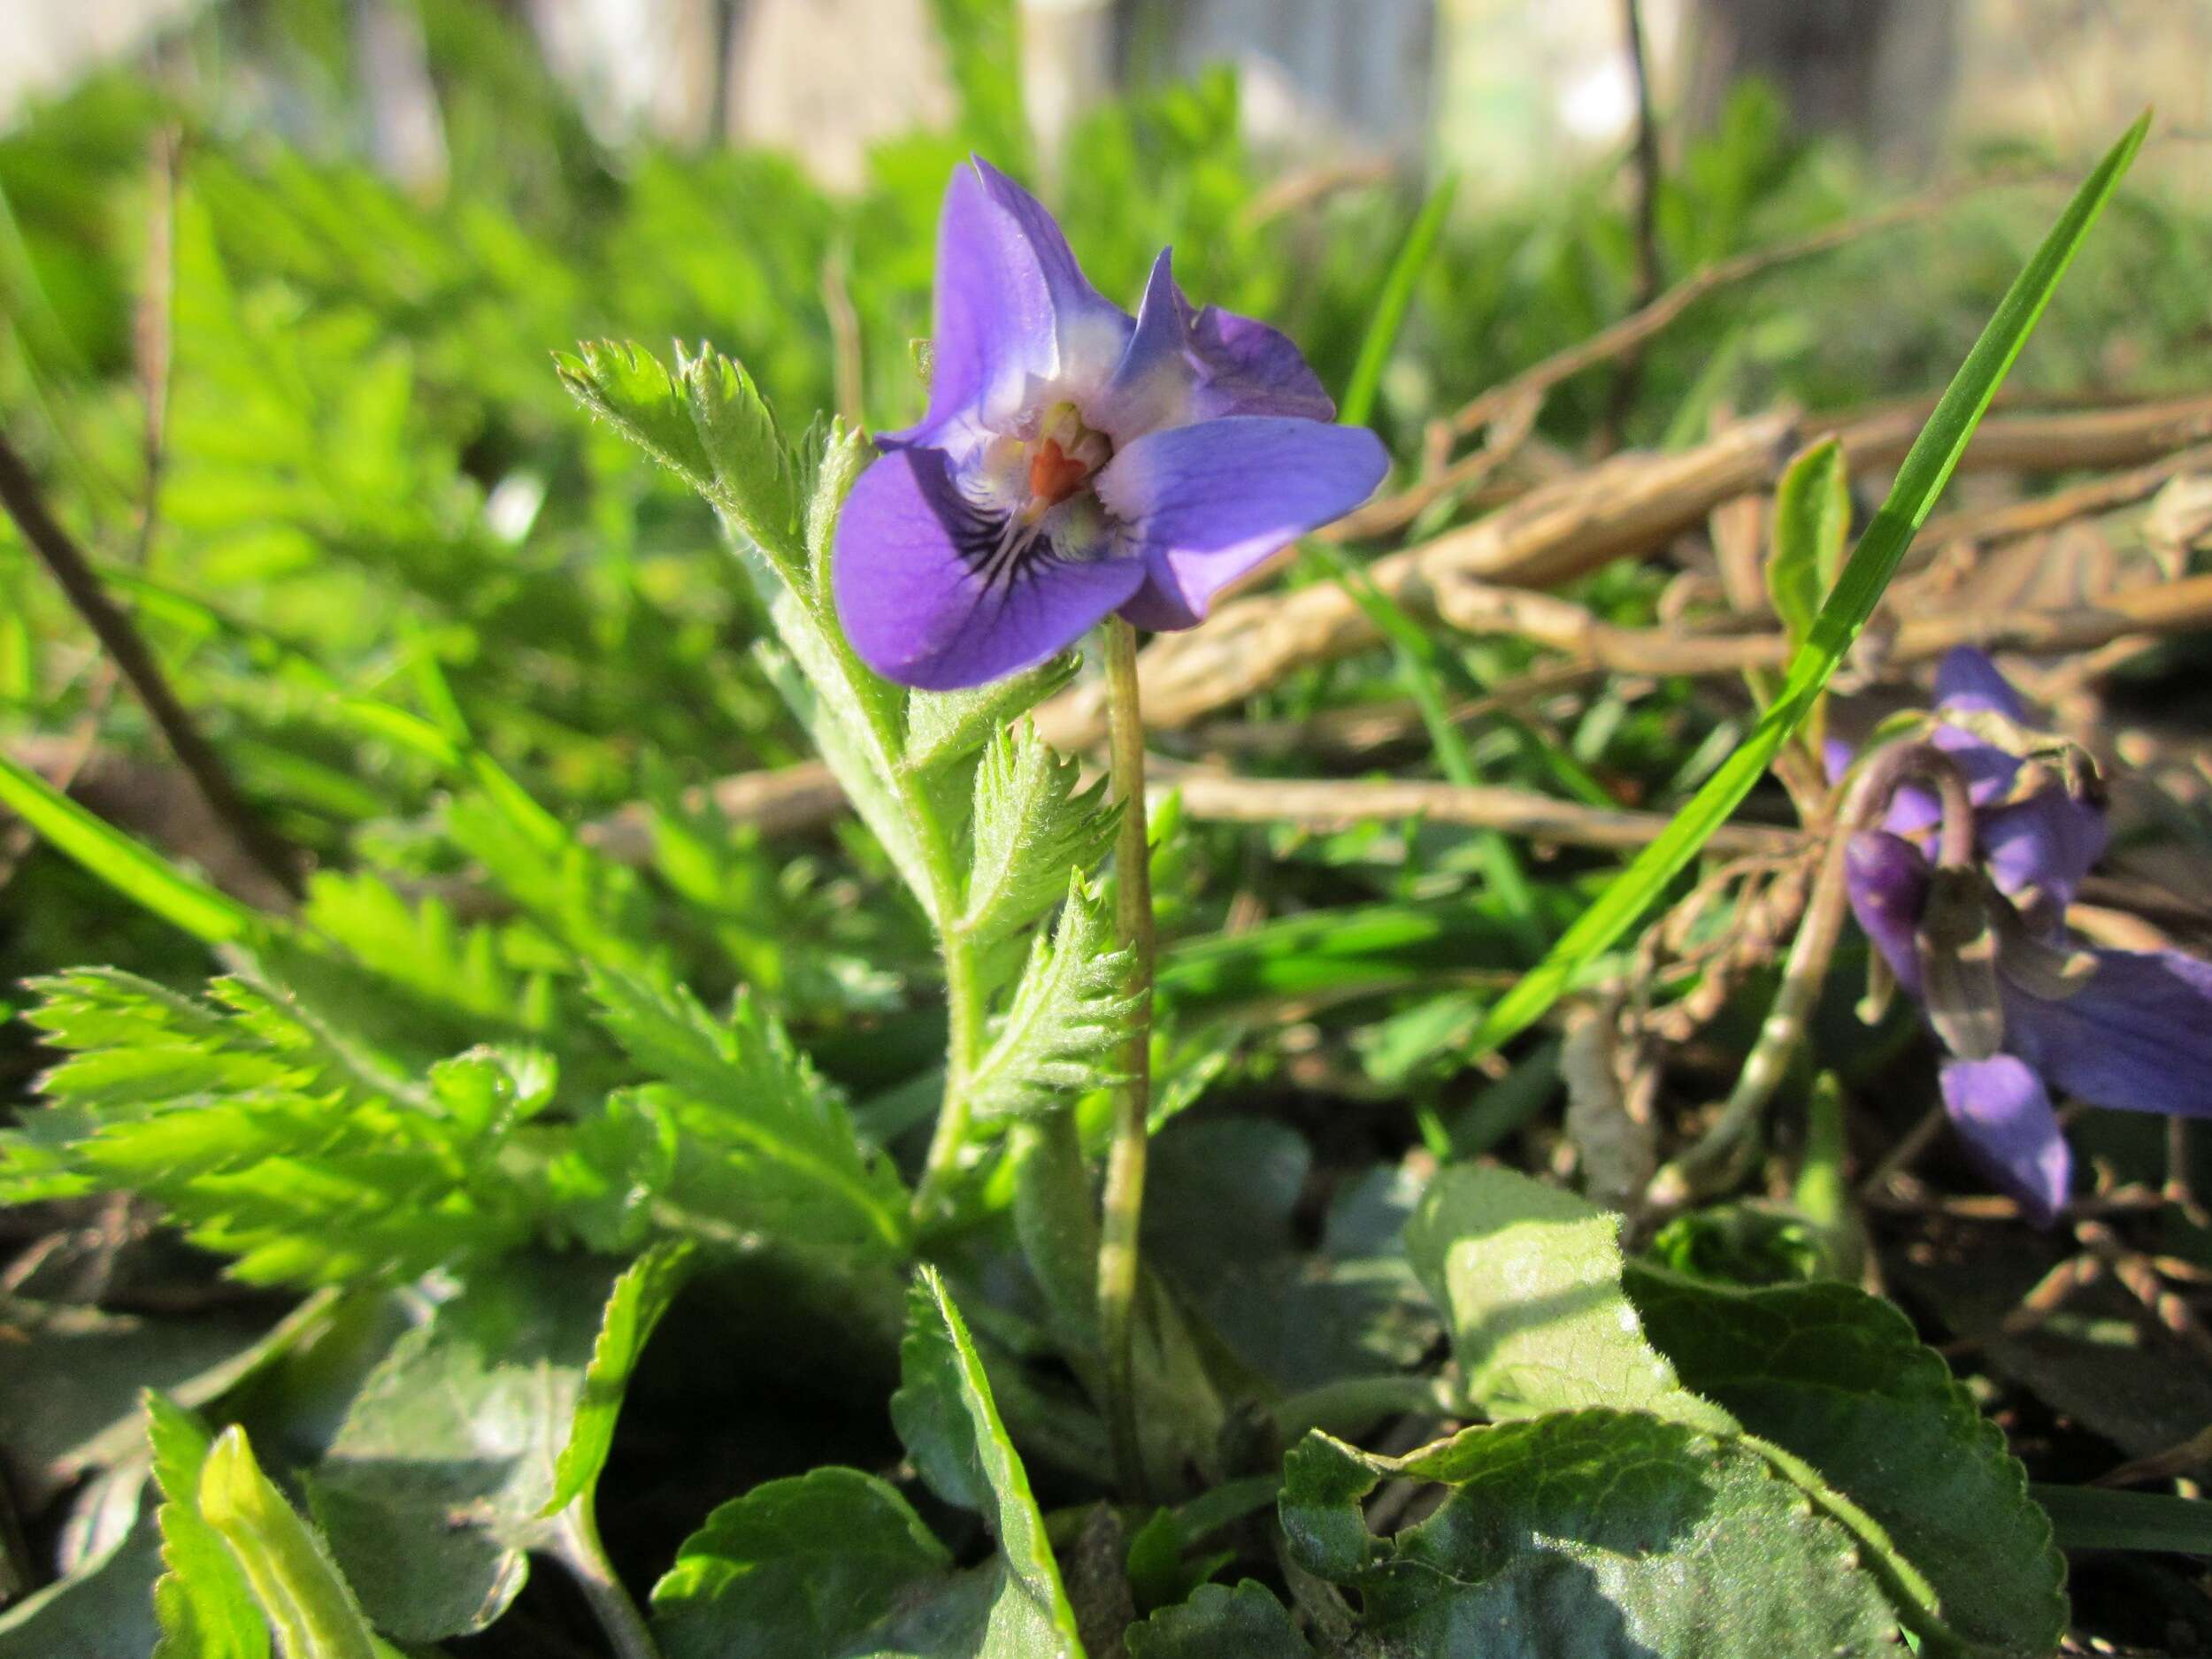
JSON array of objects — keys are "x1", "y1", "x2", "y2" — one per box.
[{"x1": 1028, "y1": 438, "x2": 1091, "y2": 508}]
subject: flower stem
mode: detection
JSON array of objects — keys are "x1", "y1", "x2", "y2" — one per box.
[
  {"x1": 912, "y1": 919, "x2": 986, "y2": 1219},
  {"x1": 1097, "y1": 614, "x2": 1156, "y2": 1499}
]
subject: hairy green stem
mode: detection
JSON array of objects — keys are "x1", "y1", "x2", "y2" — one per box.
[
  {"x1": 740, "y1": 510, "x2": 987, "y2": 1226},
  {"x1": 1097, "y1": 615, "x2": 1156, "y2": 1498}
]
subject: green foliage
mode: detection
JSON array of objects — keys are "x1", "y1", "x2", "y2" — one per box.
[
  {"x1": 1634, "y1": 1271, "x2": 2070, "y2": 1655},
  {"x1": 1465, "y1": 112, "x2": 2150, "y2": 1064},
  {"x1": 0, "y1": 9, "x2": 2193, "y2": 1655},
  {"x1": 1408, "y1": 1166, "x2": 2068, "y2": 1656},
  {"x1": 927, "y1": 0, "x2": 1033, "y2": 178},
  {"x1": 1765, "y1": 438, "x2": 1850, "y2": 650},
  {"x1": 3, "y1": 968, "x2": 541, "y2": 1283},
  {"x1": 585, "y1": 968, "x2": 912, "y2": 1255},
  {"x1": 146, "y1": 1395, "x2": 272, "y2": 1659},
  {"x1": 965, "y1": 879, "x2": 1135, "y2": 1125},
  {"x1": 309, "y1": 1252, "x2": 667, "y2": 1642},
  {"x1": 1280, "y1": 1412, "x2": 1902, "y2": 1658},
  {"x1": 1125, "y1": 1581, "x2": 1315, "y2": 1658},
  {"x1": 961, "y1": 726, "x2": 1119, "y2": 949},
  {"x1": 651, "y1": 1467, "x2": 955, "y2": 1659},
  {"x1": 1407, "y1": 1165, "x2": 1731, "y2": 1431},
  {"x1": 655, "y1": 1269, "x2": 1083, "y2": 1659},
  {"x1": 199, "y1": 1426, "x2": 384, "y2": 1659}
]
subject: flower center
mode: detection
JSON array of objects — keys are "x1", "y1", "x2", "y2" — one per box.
[{"x1": 1022, "y1": 403, "x2": 1110, "y2": 519}]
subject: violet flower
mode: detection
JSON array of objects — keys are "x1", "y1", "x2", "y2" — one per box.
[
  {"x1": 1843, "y1": 648, "x2": 2212, "y2": 1222},
  {"x1": 833, "y1": 158, "x2": 1388, "y2": 690}
]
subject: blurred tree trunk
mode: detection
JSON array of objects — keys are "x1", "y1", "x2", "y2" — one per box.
[
  {"x1": 1684, "y1": 0, "x2": 1961, "y2": 173},
  {"x1": 1110, "y1": 0, "x2": 1433, "y2": 165}
]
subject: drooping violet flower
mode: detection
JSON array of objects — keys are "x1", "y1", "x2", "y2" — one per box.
[
  {"x1": 1842, "y1": 648, "x2": 2212, "y2": 1222},
  {"x1": 833, "y1": 158, "x2": 1389, "y2": 690}
]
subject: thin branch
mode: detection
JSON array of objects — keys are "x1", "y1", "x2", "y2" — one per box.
[
  {"x1": 1422, "y1": 165, "x2": 2069, "y2": 466},
  {"x1": 1037, "y1": 411, "x2": 1801, "y2": 747},
  {"x1": 0, "y1": 433, "x2": 300, "y2": 897},
  {"x1": 1152, "y1": 766, "x2": 1803, "y2": 859},
  {"x1": 1598, "y1": 0, "x2": 1664, "y2": 451}
]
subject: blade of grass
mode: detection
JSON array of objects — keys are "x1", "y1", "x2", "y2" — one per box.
[
  {"x1": 1463, "y1": 111, "x2": 2150, "y2": 1064},
  {"x1": 1339, "y1": 172, "x2": 1458, "y2": 430},
  {"x1": 2032, "y1": 1486, "x2": 2212, "y2": 1556},
  {"x1": 0, "y1": 747, "x2": 262, "y2": 943},
  {"x1": 1309, "y1": 543, "x2": 1540, "y2": 945}
]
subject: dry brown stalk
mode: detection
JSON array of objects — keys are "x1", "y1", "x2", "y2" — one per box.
[
  {"x1": 1425, "y1": 170, "x2": 2061, "y2": 465},
  {"x1": 1153, "y1": 768, "x2": 1804, "y2": 858},
  {"x1": 1035, "y1": 411, "x2": 1801, "y2": 749},
  {"x1": 1323, "y1": 387, "x2": 1545, "y2": 543},
  {"x1": 0, "y1": 433, "x2": 301, "y2": 899},
  {"x1": 1835, "y1": 392, "x2": 2212, "y2": 476},
  {"x1": 1426, "y1": 568, "x2": 2212, "y2": 681},
  {"x1": 1911, "y1": 440, "x2": 2212, "y2": 557}
]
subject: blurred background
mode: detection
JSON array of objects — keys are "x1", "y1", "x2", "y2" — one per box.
[
  {"x1": 1, "y1": 0, "x2": 2208, "y2": 977},
  {"x1": 8, "y1": 0, "x2": 2208, "y2": 187}
]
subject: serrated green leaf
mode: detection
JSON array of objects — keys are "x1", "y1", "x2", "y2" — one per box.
[
  {"x1": 1630, "y1": 1270, "x2": 2069, "y2": 1656},
  {"x1": 960, "y1": 722, "x2": 1118, "y2": 948},
  {"x1": 541, "y1": 1240, "x2": 695, "y2": 1517},
  {"x1": 5, "y1": 968, "x2": 541, "y2": 1286},
  {"x1": 803, "y1": 417, "x2": 872, "y2": 604},
  {"x1": 966, "y1": 876, "x2": 1135, "y2": 1124},
  {"x1": 1463, "y1": 111, "x2": 2148, "y2": 1063},
  {"x1": 585, "y1": 967, "x2": 910, "y2": 1254},
  {"x1": 1766, "y1": 438, "x2": 1850, "y2": 648},
  {"x1": 1125, "y1": 1580, "x2": 1314, "y2": 1658},
  {"x1": 309, "y1": 1255, "x2": 624, "y2": 1640},
  {"x1": 678, "y1": 344, "x2": 801, "y2": 563},
  {"x1": 756, "y1": 641, "x2": 934, "y2": 913},
  {"x1": 1405, "y1": 1165, "x2": 1732, "y2": 1431},
  {"x1": 1281, "y1": 1413, "x2": 1902, "y2": 1658},
  {"x1": 555, "y1": 339, "x2": 716, "y2": 493},
  {"x1": 146, "y1": 1394, "x2": 271, "y2": 1659},
  {"x1": 902, "y1": 653, "x2": 1080, "y2": 779},
  {"x1": 888, "y1": 1268, "x2": 1085, "y2": 1655},
  {"x1": 649, "y1": 1467, "x2": 953, "y2": 1659},
  {"x1": 199, "y1": 1427, "x2": 380, "y2": 1659}
]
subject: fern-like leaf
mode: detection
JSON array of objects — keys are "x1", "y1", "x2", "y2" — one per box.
[
  {"x1": 584, "y1": 967, "x2": 911, "y2": 1255},
  {"x1": 959, "y1": 722, "x2": 1118, "y2": 949},
  {"x1": 966, "y1": 875, "x2": 1137, "y2": 1124}
]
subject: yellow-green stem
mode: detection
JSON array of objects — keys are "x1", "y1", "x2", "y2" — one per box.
[{"x1": 1096, "y1": 614, "x2": 1156, "y2": 1497}]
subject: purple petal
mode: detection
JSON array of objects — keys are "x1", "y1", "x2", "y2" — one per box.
[
  {"x1": 1844, "y1": 831, "x2": 1930, "y2": 996},
  {"x1": 1822, "y1": 736, "x2": 1855, "y2": 787},
  {"x1": 1980, "y1": 790, "x2": 2108, "y2": 914},
  {"x1": 1097, "y1": 418, "x2": 1388, "y2": 630},
  {"x1": 1087, "y1": 250, "x2": 1199, "y2": 444},
  {"x1": 1178, "y1": 292, "x2": 1337, "y2": 423},
  {"x1": 1939, "y1": 1055, "x2": 2071, "y2": 1225},
  {"x1": 1933, "y1": 647, "x2": 2027, "y2": 720},
  {"x1": 1881, "y1": 723, "x2": 2021, "y2": 838},
  {"x1": 891, "y1": 158, "x2": 1132, "y2": 445},
  {"x1": 833, "y1": 447, "x2": 1144, "y2": 689},
  {"x1": 2005, "y1": 946, "x2": 2212, "y2": 1119}
]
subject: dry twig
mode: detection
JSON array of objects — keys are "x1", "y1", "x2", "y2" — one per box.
[{"x1": 0, "y1": 434, "x2": 301, "y2": 899}]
